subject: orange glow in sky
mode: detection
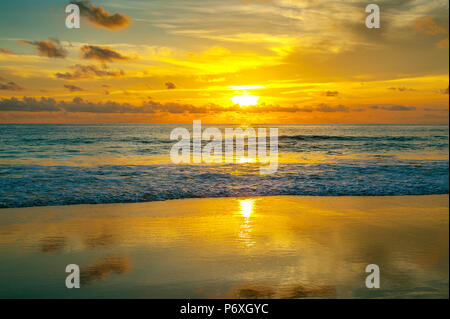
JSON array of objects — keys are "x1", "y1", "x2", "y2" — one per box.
[{"x1": 0, "y1": 0, "x2": 448, "y2": 123}]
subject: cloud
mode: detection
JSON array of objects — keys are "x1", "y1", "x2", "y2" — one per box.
[
  {"x1": 0, "y1": 97, "x2": 60, "y2": 112},
  {"x1": 61, "y1": 98, "x2": 209, "y2": 114},
  {"x1": 437, "y1": 38, "x2": 449, "y2": 49},
  {"x1": 370, "y1": 104, "x2": 416, "y2": 111},
  {"x1": 165, "y1": 82, "x2": 176, "y2": 89},
  {"x1": 80, "y1": 45, "x2": 130, "y2": 62},
  {"x1": 0, "y1": 96, "x2": 200, "y2": 114},
  {"x1": 0, "y1": 47, "x2": 14, "y2": 54},
  {"x1": 323, "y1": 91, "x2": 339, "y2": 96},
  {"x1": 413, "y1": 16, "x2": 447, "y2": 35},
  {"x1": 441, "y1": 86, "x2": 449, "y2": 94},
  {"x1": 19, "y1": 38, "x2": 67, "y2": 58},
  {"x1": 388, "y1": 87, "x2": 416, "y2": 92},
  {"x1": 55, "y1": 64, "x2": 124, "y2": 80},
  {"x1": 101, "y1": 84, "x2": 111, "y2": 95},
  {"x1": 0, "y1": 80, "x2": 25, "y2": 91},
  {"x1": 70, "y1": 0, "x2": 131, "y2": 30},
  {"x1": 0, "y1": 97, "x2": 412, "y2": 115},
  {"x1": 226, "y1": 103, "x2": 353, "y2": 113},
  {"x1": 64, "y1": 84, "x2": 84, "y2": 92},
  {"x1": 311, "y1": 104, "x2": 349, "y2": 112}
]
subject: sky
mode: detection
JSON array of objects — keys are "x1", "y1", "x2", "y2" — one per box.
[{"x1": 0, "y1": 0, "x2": 448, "y2": 123}]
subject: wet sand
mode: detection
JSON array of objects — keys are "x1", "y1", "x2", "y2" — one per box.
[{"x1": 0, "y1": 195, "x2": 448, "y2": 298}]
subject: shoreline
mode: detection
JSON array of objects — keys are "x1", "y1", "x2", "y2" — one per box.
[{"x1": 1, "y1": 193, "x2": 449, "y2": 211}]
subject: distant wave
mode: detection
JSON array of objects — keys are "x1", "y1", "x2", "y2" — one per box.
[
  {"x1": 278, "y1": 135, "x2": 445, "y2": 142},
  {"x1": 0, "y1": 160, "x2": 448, "y2": 208}
]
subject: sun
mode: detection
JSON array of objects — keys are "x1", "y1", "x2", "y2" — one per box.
[{"x1": 231, "y1": 94, "x2": 259, "y2": 106}]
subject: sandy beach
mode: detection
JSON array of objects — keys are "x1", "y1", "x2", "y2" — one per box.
[{"x1": 0, "y1": 195, "x2": 448, "y2": 298}]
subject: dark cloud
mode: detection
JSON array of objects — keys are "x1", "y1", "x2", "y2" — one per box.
[
  {"x1": 0, "y1": 97, "x2": 60, "y2": 112},
  {"x1": 165, "y1": 82, "x2": 176, "y2": 89},
  {"x1": 70, "y1": 0, "x2": 131, "y2": 30},
  {"x1": 441, "y1": 86, "x2": 449, "y2": 94},
  {"x1": 101, "y1": 84, "x2": 111, "y2": 95},
  {"x1": 80, "y1": 45, "x2": 129, "y2": 62},
  {"x1": 60, "y1": 97, "x2": 137, "y2": 113},
  {"x1": 0, "y1": 80, "x2": 25, "y2": 91},
  {"x1": 424, "y1": 107, "x2": 447, "y2": 112},
  {"x1": 0, "y1": 97, "x2": 365, "y2": 114},
  {"x1": 370, "y1": 104, "x2": 416, "y2": 111},
  {"x1": 388, "y1": 87, "x2": 416, "y2": 92},
  {"x1": 19, "y1": 38, "x2": 67, "y2": 58},
  {"x1": 0, "y1": 47, "x2": 14, "y2": 54},
  {"x1": 251, "y1": 104, "x2": 351, "y2": 113},
  {"x1": 61, "y1": 98, "x2": 210, "y2": 114},
  {"x1": 323, "y1": 91, "x2": 339, "y2": 96},
  {"x1": 286, "y1": 104, "x2": 350, "y2": 112},
  {"x1": 55, "y1": 64, "x2": 124, "y2": 80},
  {"x1": 0, "y1": 96, "x2": 199, "y2": 114},
  {"x1": 64, "y1": 84, "x2": 84, "y2": 92},
  {"x1": 314, "y1": 104, "x2": 349, "y2": 112}
]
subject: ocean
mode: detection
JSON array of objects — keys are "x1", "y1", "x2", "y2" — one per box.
[{"x1": 0, "y1": 124, "x2": 448, "y2": 208}]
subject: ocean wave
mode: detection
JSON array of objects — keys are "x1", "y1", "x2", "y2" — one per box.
[
  {"x1": 1, "y1": 124, "x2": 448, "y2": 208},
  {"x1": 0, "y1": 160, "x2": 448, "y2": 208},
  {"x1": 278, "y1": 135, "x2": 442, "y2": 142}
]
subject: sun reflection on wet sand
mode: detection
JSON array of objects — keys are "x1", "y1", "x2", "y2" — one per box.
[
  {"x1": 237, "y1": 199, "x2": 256, "y2": 247},
  {"x1": 239, "y1": 199, "x2": 254, "y2": 218},
  {"x1": 0, "y1": 195, "x2": 448, "y2": 298}
]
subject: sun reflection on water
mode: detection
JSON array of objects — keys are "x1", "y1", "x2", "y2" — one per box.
[
  {"x1": 237, "y1": 199, "x2": 256, "y2": 247},
  {"x1": 239, "y1": 199, "x2": 254, "y2": 218}
]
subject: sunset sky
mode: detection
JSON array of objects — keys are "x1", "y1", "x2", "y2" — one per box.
[{"x1": 0, "y1": 0, "x2": 448, "y2": 123}]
